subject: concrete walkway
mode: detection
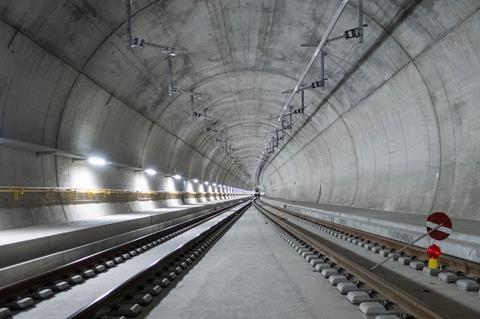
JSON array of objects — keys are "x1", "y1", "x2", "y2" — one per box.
[
  {"x1": 144, "y1": 206, "x2": 359, "y2": 319},
  {"x1": 0, "y1": 200, "x2": 230, "y2": 268},
  {"x1": 263, "y1": 197, "x2": 480, "y2": 263},
  {"x1": 0, "y1": 199, "x2": 240, "y2": 287}
]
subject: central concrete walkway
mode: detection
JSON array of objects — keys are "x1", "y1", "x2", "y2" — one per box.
[{"x1": 144, "y1": 206, "x2": 359, "y2": 319}]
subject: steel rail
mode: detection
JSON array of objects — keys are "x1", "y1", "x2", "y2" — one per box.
[
  {"x1": 0, "y1": 198, "x2": 248, "y2": 303},
  {"x1": 69, "y1": 201, "x2": 251, "y2": 319},
  {"x1": 255, "y1": 202, "x2": 443, "y2": 319},
  {"x1": 261, "y1": 200, "x2": 480, "y2": 277},
  {"x1": 255, "y1": 0, "x2": 351, "y2": 182}
]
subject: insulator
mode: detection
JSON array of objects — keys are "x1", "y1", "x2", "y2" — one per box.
[{"x1": 130, "y1": 37, "x2": 145, "y2": 47}]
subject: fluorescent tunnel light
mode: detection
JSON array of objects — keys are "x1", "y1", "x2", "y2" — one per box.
[
  {"x1": 145, "y1": 168, "x2": 157, "y2": 176},
  {"x1": 88, "y1": 156, "x2": 107, "y2": 166}
]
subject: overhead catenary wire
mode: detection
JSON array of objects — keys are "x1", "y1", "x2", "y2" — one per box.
[{"x1": 255, "y1": 0, "x2": 351, "y2": 183}]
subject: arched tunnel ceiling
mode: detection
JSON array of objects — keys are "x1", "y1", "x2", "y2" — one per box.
[
  {"x1": 0, "y1": 0, "x2": 398, "y2": 184},
  {"x1": 2, "y1": 0, "x2": 480, "y2": 220}
]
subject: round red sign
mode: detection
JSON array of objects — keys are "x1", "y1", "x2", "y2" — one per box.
[{"x1": 426, "y1": 212, "x2": 452, "y2": 241}]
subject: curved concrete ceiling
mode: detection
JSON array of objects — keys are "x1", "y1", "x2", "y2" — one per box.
[{"x1": 1, "y1": 1, "x2": 480, "y2": 219}]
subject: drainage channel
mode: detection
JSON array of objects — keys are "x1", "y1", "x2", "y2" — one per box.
[
  {"x1": 68, "y1": 201, "x2": 251, "y2": 319},
  {"x1": 0, "y1": 199, "x2": 248, "y2": 319},
  {"x1": 255, "y1": 201, "x2": 480, "y2": 319}
]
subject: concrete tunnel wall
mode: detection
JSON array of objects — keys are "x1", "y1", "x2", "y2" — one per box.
[
  {"x1": 0, "y1": 0, "x2": 479, "y2": 227},
  {"x1": 261, "y1": 1, "x2": 480, "y2": 221},
  {"x1": 0, "y1": 0, "x2": 251, "y2": 228}
]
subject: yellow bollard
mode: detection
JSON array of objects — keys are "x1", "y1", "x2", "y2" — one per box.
[{"x1": 428, "y1": 258, "x2": 438, "y2": 269}]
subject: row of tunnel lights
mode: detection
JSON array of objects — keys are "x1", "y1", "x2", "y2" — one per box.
[{"x1": 86, "y1": 156, "x2": 247, "y2": 192}]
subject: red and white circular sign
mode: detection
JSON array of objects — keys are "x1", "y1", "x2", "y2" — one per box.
[{"x1": 426, "y1": 212, "x2": 452, "y2": 240}]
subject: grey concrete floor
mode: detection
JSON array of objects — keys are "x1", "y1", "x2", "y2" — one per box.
[{"x1": 144, "y1": 206, "x2": 359, "y2": 319}]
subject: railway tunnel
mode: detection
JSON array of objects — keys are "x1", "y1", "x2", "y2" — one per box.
[{"x1": 0, "y1": 0, "x2": 480, "y2": 318}]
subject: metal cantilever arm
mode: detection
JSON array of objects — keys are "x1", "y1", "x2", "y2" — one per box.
[
  {"x1": 124, "y1": 1, "x2": 188, "y2": 53},
  {"x1": 255, "y1": 0, "x2": 351, "y2": 182},
  {"x1": 140, "y1": 40, "x2": 189, "y2": 54}
]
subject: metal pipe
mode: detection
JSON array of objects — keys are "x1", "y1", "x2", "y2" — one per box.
[
  {"x1": 320, "y1": 50, "x2": 326, "y2": 84},
  {"x1": 301, "y1": 89, "x2": 305, "y2": 110},
  {"x1": 124, "y1": 0, "x2": 132, "y2": 47},
  {"x1": 255, "y1": 0, "x2": 351, "y2": 181},
  {"x1": 358, "y1": 0, "x2": 364, "y2": 43},
  {"x1": 167, "y1": 56, "x2": 173, "y2": 96}
]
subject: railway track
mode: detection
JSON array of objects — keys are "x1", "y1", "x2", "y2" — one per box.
[
  {"x1": 255, "y1": 200, "x2": 480, "y2": 319},
  {"x1": 0, "y1": 199, "x2": 250, "y2": 319},
  {"x1": 261, "y1": 200, "x2": 480, "y2": 277},
  {"x1": 69, "y1": 201, "x2": 250, "y2": 319}
]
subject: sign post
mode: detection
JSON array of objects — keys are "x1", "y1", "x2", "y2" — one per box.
[
  {"x1": 370, "y1": 212, "x2": 452, "y2": 272},
  {"x1": 425, "y1": 212, "x2": 452, "y2": 269}
]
